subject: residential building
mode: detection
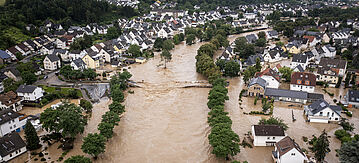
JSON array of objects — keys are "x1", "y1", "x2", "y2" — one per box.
[
  {"x1": 247, "y1": 77, "x2": 267, "y2": 97},
  {"x1": 304, "y1": 99, "x2": 342, "y2": 123},
  {"x1": 0, "y1": 132, "x2": 27, "y2": 162},
  {"x1": 316, "y1": 58, "x2": 347, "y2": 85},
  {"x1": 0, "y1": 91, "x2": 22, "y2": 112},
  {"x1": 43, "y1": 54, "x2": 61, "y2": 71},
  {"x1": 290, "y1": 53, "x2": 308, "y2": 70},
  {"x1": 272, "y1": 136, "x2": 308, "y2": 163},
  {"x1": 0, "y1": 109, "x2": 24, "y2": 137},
  {"x1": 255, "y1": 68, "x2": 280, "y2": 89},
  {"x1": 251, "y1": 125, "x2": 286, "y2": 146},
  {"x1": 3, "y1": 68, "x2": 22, "y2": 82},
  {"x1": 70, "y1": 58, "x2": 87, "y2": 70},
  {"x1": 290, "y1": 72, "x2": 316, "y2": 93},
  {"x1": 16, "y1": 85, "x2": 44, "y2": 102},
  {"x1": 0, "y1": 51, "x2": 12, "y2": 65},
  {"x1": 346, "y1": 89, "x2": 359, "y2": 108}
]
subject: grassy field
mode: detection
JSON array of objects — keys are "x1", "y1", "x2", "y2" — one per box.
[{"x1": 41, "y1": 86, "x2": 83, "y2": 98}]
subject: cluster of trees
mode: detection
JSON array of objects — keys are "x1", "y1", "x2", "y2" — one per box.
[
  {"x1": 335, "y1": 119, "x2": 357, "y2": 143},
  {"x1": 243, "y1": 58, "x2": 262, "y2": 83},
  {"x1": 40, "y1": 103, "x2": 88, "y2": 149},
  {"x1": 2, "y1": 62, "x2": 39, "y2": 93},
  {"x1": 207, "y1": 78, "x2": 240, "y2": 159},
  {"x1": 60, "y1": 65, "x2": 97, "y2": 80},
  {"x1": 234, "y1": 37, "x2": 255, "y2": 59},
  {"x1": 271, "y1": 17, "x2": 316, "y2": 37},
  {"x1": 216, "y1": 60, "x2": 241, "y2": 77},
  {"x1": 309, "y1": 130, "x2": 331, "y2": 162},
  {"x1": 278, "y1": 67, "x2": 293, "y2": 82},
  {"x1": 80, "y1": 71, "x2": 131, "y2": 159},
  {"x1": 0, "y1": 0, "x2": 137, "y2": 50},
  {"x1": 258, "y1": 116, "x2": 288, "y2": 131},
  {"x1": 308, "y1": 7, "x2": 359, "y2": 24}
]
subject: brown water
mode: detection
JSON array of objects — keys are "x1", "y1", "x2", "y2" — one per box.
[{"x1": 13, "y1": 29, "x2": 354, "y2": 163}]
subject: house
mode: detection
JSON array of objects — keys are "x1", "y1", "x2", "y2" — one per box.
[
  {"x1": 43, "y1": 54, "x2": 61, "y2": 71},
  {"x1": 16, "y1": 85, "x2": 44, "y2": 102},
  {"x1": 251, "y1": 125, "x2": 286, "y2": 146},
  {"x1": 264, "y1": 88, "x2": 309, "y2": 104},
  {"x1": 290, "y1": 53, "x2": 308, "y2": 70},
  {"x1": 246, "y1": 34, "x2": 258, "y2": 44},
  {"x1": 316, "y1": 58, "x2": 347, "y2": 85},
  {"x1": 262, "y1": 47, "x2": 286, "y2": 63},
  {"x1": 272, "y1": 136, "x2": 308, "y2": 163},
  {"x1": 304, "y1": 99, "x2": 342, "y2": 123},
  {"x1": 3, "y1": 68, "x2": 22, "y2": 82},
  {"x1": 266, "y1": 30, "x2": 279, "y2": 39},
  {"x1": 70, "y1": 58, "x2": 87, "y2": 70},
  {"x1": 82, "y1": 53, "x2": 101, "y2": 69},
  {"x1": 53, "y1": 49, "x2": 70, "y2": 62},
  {"x1": 0, "y1": 109, "x2": 25, "y2": 136},
  {"x1": 248, "y1": 77, "x2": 267, "y2": 97},
  {"x1": 290, "y1": 72, "x2": 316, "y2": 93},
  {"x1": 0, "y1": 50, "x2": 11, "y2": 64},
  {"x1": 345, "y1": 90, "x2": 359, "y2": 108},
  {"x1": 255, "y1": 68, "x2": 280, "y2": 89},
  {"x1": 0, "y1": 132, "x2": 27, "y2": 162},
  {"x1": 0, "y1": 91, "x2": 23, "y2": 112},
  {"x1": 135, "y1": 57, "x2": 146, "y2": 64},
  {"x1": 286, "y1": 44, "x2": 300, "y2": 54},
  {"x1": 322, "y1": 44, "x2": 336, "y2": 58}
]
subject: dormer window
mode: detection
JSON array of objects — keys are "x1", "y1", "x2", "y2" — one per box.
[
  {"x1": 305, "y1": 80, "x2": 310, "y2": 85},
  {"x1": 297, "y1": 80, "x2": 302, "y2": 84}
]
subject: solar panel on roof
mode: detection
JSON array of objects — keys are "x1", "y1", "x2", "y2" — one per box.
[{"x1": 320, "y1": 102, "x2": 326, "y2": 107}]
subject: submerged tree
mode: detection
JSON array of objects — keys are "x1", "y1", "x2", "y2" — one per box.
[
  {"x1": 160, "y1": 50, "x2": 172, "y2": 68},
  {"x1": 81, "y1": 133, "x2": 106, "y2": 159},
  {"x1": 64, "y1": 155, "x2": 92, "y2": 163},
  {"x1": 24, "y1": 121, "x2": 41, "y2": 150},
  {"x1": 309, "y1": 130, "x2": 331, "y2": 162}
]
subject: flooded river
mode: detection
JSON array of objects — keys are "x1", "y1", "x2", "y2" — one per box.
[{"x1": 14, "y1": 29, "x2": 354, "y2": 163}]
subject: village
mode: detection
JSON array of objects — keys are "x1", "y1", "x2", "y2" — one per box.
[{"x1": 0, "y1": 0, "x2": 358, "y2": 163}]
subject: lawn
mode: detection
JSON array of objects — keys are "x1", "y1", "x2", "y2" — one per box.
[{"x1": 41, "y1": 86, "x2": 83, "y2": 98}]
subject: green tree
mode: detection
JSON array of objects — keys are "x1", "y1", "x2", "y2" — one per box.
[
  {"x1": 160, "y1": 50, "x2": 172, "y2": 68},
  {"x1": 162, "y1": 39, "x2": 174, "y2": 51},
  {"x1": 259, "y1": 117, "x2": 288, "y2": 131},
  {"x1": 338, "y1": 140, "x2": 359, "y2": 163},
  {"x1": 279, "y1": 67, "x2": 293, "y2": 82},
  {"x1": 108, "y1": 101, "x2": 125, "y2": 114},
  {"x1": 24, "y1": 121, "x2": 41, "y2": 150},
  {"x1": 154, "y1": 37, "x2": 163, "y2": 50},
  {"x1": 110, "y1": 84, "x2": 124, "y2": 102},
  {"x1": 258, "y1": 31, "x2": 266, "y2": 39},
  {"x1": 80, "y1": 99, "x2": 93, "y2": 113},
  {"x1": 335, "y1": 129, "x2": 352, "y2": 143},
  {"x1": 255, "y1": 58, "x2": 262, "y2": 72},
  {"x1": 173, "y1": 34, "x2": 181, "y2": 45},
  {"x1": 128, "y1": 44, "x2": 142, "y2": 58},
  {"x1": 309, "y1": 130, "x2": 331, "y2": 162},
  {"x1": 81, "y1": 133, "x2": 106, "y2": 159},
  {"x1": 105, "y1": 27, "x2": 121, "y2": 40},
  {"x1": 101, "y1": 111, "x2": 121, "y2": 126},
  {"x1": 255, "y1": 38, "x2": 266, "y2": 47},
  {"x1": 40, "y1": 103, "x2": 87, "y2": 138},
  {"x1": 208, "y1": 123, "x2": 240, "y2": 158},
  {"x1": 21, "y1": 71, "x2": 37, "y2": 85},
  {"x1": 186, "y1": 34, "x2": 196, "y2": 45},
  {"x1": 224, "y1": 60, "x2": 241, "y2": 77},
  {"x1": 64, "y1": 155, "x2": 92, "y2": 163},
  {"x1": 216, "y1": 59, "x2": 226, "y2": 71},
  {"x1": 98, "y1": 122, "x2": 115, "y2": 140},
  {"x1": 198, "y1": 43, "x2": 216, "y2": 57},
  {"x1": 340, "y1": 119, "x2": 355, "y2": 132}
]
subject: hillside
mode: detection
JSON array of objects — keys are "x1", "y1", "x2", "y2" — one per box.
[{"x1": 0, "y1": 0, "x2": 138, "y2": 50}]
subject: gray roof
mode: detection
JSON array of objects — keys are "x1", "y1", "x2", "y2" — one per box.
[
  {"x1": 46, "y1": 54, "x2": 60, "y2": 62},
  {"x1": 292, "y1": 53, "x2": 307, "y2": 63},
  {"x1": 267, "y1": 30, "x2": 278, "y2": 37},
  {"x1": 0, "y1": 50, "x2": 11, "y2": 59},
  {"x1": 348, "y1": 90, "x2": 359, "y2": 103},
  {"x1": 307, "y1": 99, "x2": 342, "y2": 116},
  {"x1": 0, "y1": 132, "x2": 26, "y2": 157},
  {"x1": 246, "y1": 34, "x2": 258, "y2": 43},
  {"x1": 0, "y1": 109, "x2": 20, "y2": 125},
  {"x1": 264, "y1": 88, "x2": 308, "y2": 99},
  {"x1": 72, "y1": 58, "x2": 85, "y2": 68},
  {"x1": 248, "y1": 77, "x2": 267, "y2": 88},
  {"x1": 16, "y1": 85, "x2": 38, "y2": 93},
  {"x1": 294, "y1": 65, "x2": 304, "y2": 72}
]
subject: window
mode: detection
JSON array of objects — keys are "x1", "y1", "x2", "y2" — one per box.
[
  {"x1": 12, "y1": 120, "x2": 14, "y2": 123},
  {"x1": 332, "y1": 112, "x2": 334, "y2": 117},
  {"x1": 297, "y1": 80, "x2": 302, "y2": 84},
  {"x1": 10, "y1": 154, "x2": 12, "y2": 157},
  {"x1": 305, "y1": 80, "x2": 310, "y2": 85},
  {"x1": 320, "y1": 112, "x2": 323, "y2": 116},
  {"x1": 273, "y1": 137, "x2": 275, "y2": 140},
  {"x1": 10, "y1": 126, "x2": 12, "y2": 129},
  {"x1": 291, "y1": 153, "x2": 295, "y2": 156},
  {"x1": 335, "y1": 118, "x2": 338, "y2": 120},
  {"x1": 267, "y1": 137, "x2": 270, "y2": 139}
]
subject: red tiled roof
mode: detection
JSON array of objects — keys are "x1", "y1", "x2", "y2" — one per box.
[
  {"x1": 290, "y1": 72, "x2": 316, "y2": 86},
  {"x1": 255, "y1": 68, "x2": 280, "y2": 82}
]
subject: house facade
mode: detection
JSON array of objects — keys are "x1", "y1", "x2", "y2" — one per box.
[
  {"x1": 16, "y1": 85, "x2": 44, "y2": 102},
  {"x1": 251, "y1": 125, "x2": 286, "y2": 146},
  {"x1": 272, "y1": 136, "x2": 308, "y2": 163},
  {"x1": 290, "y1": 72, "x2": 316, "y2": 93},
  {"x1": 0, "y1": 109, "x2": 25, "y2": 137},
  {"x1": 248, "y1": 77, "x2": 267, "y2": 97},
  {"x1": 0, "y1": 132, "x2": 27, "y2": 162},
  {"x1": 346, "y1": 89, "x2": 359, "y2": 108},
  {"x1": 255, "y1": 68, "x2": 280, "y2": 89},
  {"x1": 304, "y1": 99, "x2": 342, "y2": 123},
  {"x1": 43, "y1": 54, "x2": 61, "y2": 71},
  {"x1": 0, "y1": 91, "x2": 22, "y2": 112}
]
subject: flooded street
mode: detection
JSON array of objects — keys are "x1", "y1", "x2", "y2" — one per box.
[{"x1": 12, "y1": 29, "x2": 355, "y2": 163}]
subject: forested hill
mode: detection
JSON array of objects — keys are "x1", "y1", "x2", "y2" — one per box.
[{"x1": 0, "y1": 0, "x2": 138, "y2": 50}]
